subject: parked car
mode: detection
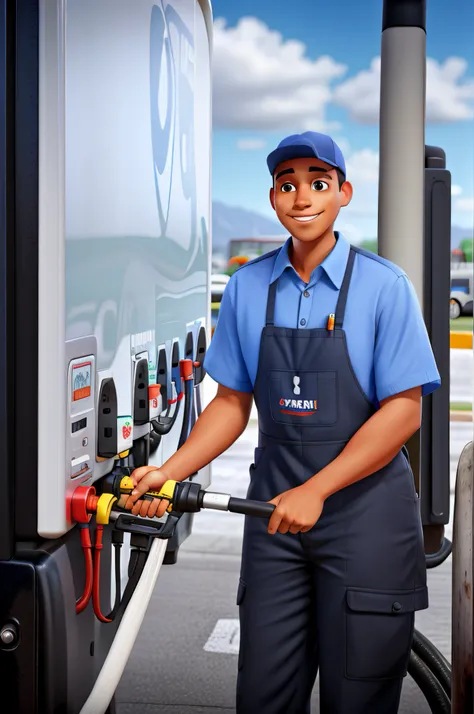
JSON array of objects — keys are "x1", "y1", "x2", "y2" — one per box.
[{"x1": 450, "y1": 265, "x2": 473, "y2": 319}]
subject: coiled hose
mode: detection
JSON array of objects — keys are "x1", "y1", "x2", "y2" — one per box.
[
  {"x1": 408, "y1": 649, "x2": 451, "y2": 714},
  {"x1": 412, "y1": 629, "x2": 451, "y2": 698}
]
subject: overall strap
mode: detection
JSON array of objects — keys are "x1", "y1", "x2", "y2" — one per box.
[
  {"x1": 265, "y1": 279, "x2": 279, "y2": 326},
  {"x1": 334, "y1": 247, "x2": 356, "y2": 329}
]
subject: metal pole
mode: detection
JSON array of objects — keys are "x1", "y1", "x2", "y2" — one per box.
[
  {"x1": 378, "y1": 0, "x2": 426, "y2": 303},
  {"x1": 378, "y1": 0, "x2": 427, "y2": 514}
]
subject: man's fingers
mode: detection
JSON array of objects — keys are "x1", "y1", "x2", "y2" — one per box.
[
  {"x1": 139, "y1": 499, "x2": 152, "y2": 518},
  {"x1": 123, "y1": 495, "x2": 135, "y2": 510},
  {"x1": 288, "y1": 524, "x2": 301, "y2": 534},
  {"x1": 268, "y1": 504, "x2": 283, "y2": 534},
  {"x1": 156, "y1": 499, "x2": 170, "y2": 518},
  {"x1": 147, "y1": 498, "x2": 161, "y2": 519},
  {"x1": 131, "y1": 498, "x2": 146, "y2": 516},
  {"x1": 278, "y1": 520, "x2": 293, "y2": 535}
]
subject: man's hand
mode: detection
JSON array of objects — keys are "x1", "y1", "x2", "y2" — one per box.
[
  {"x1": 121, "y1": 466, "x2": 171, "y2": 518},
  {"x1": 267, "y1": 483, "x2": 325, "y2": 535}
]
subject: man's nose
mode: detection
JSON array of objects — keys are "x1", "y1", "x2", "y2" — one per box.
[{"x1": 293, "y1": 187, "x2": 312, "y2": 209}]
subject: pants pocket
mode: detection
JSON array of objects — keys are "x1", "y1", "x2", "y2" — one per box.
[
  {"x1": 236, "y1": 579, "x2": 247, "y2": 671},
  {"x1": 344, "y1": 588, "x2": 424, "y2": 680}
]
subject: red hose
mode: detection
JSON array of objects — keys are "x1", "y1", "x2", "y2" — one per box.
[
  {"x1": 92, "y1": 525, "x2": 113, "y2": 623},
  {"x1": 76, "y1": 525, "x2": 93, "y2": 614}
]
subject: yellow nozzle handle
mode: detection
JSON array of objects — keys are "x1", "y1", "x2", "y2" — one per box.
[
  {"x1": 119, "y1": 477, "x2": 178, "y2": 513},
  {"x1": 96, "y1": 493, "x2": 118, "y2": 525},
  {"x1": 119, "y1": 476, "x2": 135, "y2": 493}
]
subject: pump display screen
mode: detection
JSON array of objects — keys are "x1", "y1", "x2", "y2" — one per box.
[{"x1": 72, "y1": 361, "x2": 92, "y2": 401}]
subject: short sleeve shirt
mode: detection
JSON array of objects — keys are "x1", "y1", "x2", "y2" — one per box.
[{"x1": 204, "y1": 233, "x2": 441, "y2": 406}]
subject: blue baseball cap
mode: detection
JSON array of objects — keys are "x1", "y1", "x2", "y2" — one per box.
[{"x1": 267, "y1": 131, "x2": 346, "y2": 178}]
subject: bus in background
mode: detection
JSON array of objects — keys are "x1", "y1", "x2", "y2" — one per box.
[
  {"x1": 450, "y1": 264, "x2": 473, "y2": 319},
  {"x1": 227, "y1": 236, "x2": 286, "y2": 271}
]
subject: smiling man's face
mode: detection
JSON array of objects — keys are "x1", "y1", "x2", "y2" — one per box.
[{"x1": 269, "y1": 157, "x2": 353, "y2": 243}]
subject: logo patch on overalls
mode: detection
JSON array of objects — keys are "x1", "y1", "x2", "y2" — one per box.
[{"x1": 279, "y1": 376, "x2": 317, "y2": 415}]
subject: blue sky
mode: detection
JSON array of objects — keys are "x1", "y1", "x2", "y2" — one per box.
[{"x1": 210, "y1": 0, "x2": 474, "y2": 242}]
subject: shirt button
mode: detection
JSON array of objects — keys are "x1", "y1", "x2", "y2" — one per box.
[
  {"x1": 303, "y1": 291, "x2": 310, "y2": 298},
  {"x1": 300, "y1": 318, "x2": 306, "y2": 326}
]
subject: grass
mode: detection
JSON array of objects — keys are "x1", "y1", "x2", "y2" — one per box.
[
  {"x1": 450, "y1": 402, "x2": 472, "y2": 412},
  {"x1": 450, "y1": 316, "x2": 473, "y2": 332}
]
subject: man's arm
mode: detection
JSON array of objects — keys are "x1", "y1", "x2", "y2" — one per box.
[
  {"x1": 124, "y1": 384, "x2": 253, "y2": 515},
  {"x1": 308, "y1": 386, "x2": 421, "y2": 500},
  {"x1": 155, "y1": 384, "x2": 254, "y2": 482}
]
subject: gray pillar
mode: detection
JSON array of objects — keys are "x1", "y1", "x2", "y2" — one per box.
[{"x1": 378, "y1": 1, "x2": 426, "y2": 305}]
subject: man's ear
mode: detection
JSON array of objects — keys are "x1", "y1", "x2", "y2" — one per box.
[
  {"x1": 339, "y1": 180, "x2": 353, "y2": 208},
  {"x1": 269, "y1": 186, "x2": 276, "y2": 211}
]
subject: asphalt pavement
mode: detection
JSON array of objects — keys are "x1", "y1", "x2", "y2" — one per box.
[{"x1": 115, "y1": 416, "x2": 471, "y2": 714}]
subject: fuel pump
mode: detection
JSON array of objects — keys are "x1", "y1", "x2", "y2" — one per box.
[{"x1": 0, "y1": 0, "x2": 214, "y2": 712}]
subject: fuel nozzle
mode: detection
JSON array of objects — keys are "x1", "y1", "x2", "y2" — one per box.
[{"x1": 115, "y1": 477, "x2": 203, "y2": 514}]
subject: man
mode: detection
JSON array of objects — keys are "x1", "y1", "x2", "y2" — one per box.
[{"x1": 125, "y1": 131, "x2": 440, "y2": 713}]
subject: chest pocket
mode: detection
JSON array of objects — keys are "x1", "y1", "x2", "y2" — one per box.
[{"x1": 268, "y1": 370, "x2": 338, "y2": 427}]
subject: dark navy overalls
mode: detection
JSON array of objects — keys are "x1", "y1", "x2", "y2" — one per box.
[{"x1": 236, "y1": 247, "x2": 428, "y2": 714}]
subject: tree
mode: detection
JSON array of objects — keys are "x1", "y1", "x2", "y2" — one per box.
[{"x1": 359, "y1": 239, "x2": 378, "y2": 254}]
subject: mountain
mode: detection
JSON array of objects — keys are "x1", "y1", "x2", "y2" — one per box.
[
  {"x1": 212, "y1": 201, "x2": 285, "y2": 249},
  {"x1": 211, "y1": 201, "x2": 472, "y2": 252}
]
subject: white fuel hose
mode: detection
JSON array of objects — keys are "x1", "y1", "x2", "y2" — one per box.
[{"x1": 79, "y1": 537, "x2": 167, "y2": 714}]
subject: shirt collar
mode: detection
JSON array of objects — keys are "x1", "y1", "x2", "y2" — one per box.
[{"x1": 270, "y1": 231, "x2": 350, "y2": 289}]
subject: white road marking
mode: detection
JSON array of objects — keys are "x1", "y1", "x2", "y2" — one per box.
[{"x1": 203, "y1": 619, "x2": 240, "y2": 655}]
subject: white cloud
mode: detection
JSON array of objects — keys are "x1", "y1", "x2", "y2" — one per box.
[
  {"x1": 455, "y1": 196, "x2": 474, "y2": 212},
  {"x1": 451, "y1": 185, "x2": 463, "y2": 196},
  {"x1": 237, "y1": 138, "x2": 267, "y2": 150},
  {"x1": 333, "y1": 56, "x2": 474, "y2": 124},
  {"x1": 212, "y1": 17, "x2": 347, "y2": 131},
  {"x1": 346, "y1": 148, "x2": 379, "y2": 183}
]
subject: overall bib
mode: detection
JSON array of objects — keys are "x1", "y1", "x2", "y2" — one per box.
[{"x1": 236, "y1": 247, "x2": 428, "y2": 714}]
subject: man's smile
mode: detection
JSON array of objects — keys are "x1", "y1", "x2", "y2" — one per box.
[{"x1": 290, "y1": 212, "x2": 323, "y2": 223}]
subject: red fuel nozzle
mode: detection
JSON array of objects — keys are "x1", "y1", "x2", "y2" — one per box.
[
  {"x1": 179, "y1": 359, "x2": 194, "y2": 381},
  {"x1": 148, "y1": 383, "x2": 161, "y2": 400}
]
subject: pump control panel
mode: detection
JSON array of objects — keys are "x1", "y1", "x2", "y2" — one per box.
[{"x1": 68, "y1": 355, "x2": 96, "y2": 480}]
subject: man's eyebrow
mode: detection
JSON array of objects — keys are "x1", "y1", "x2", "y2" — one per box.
[
  {"x1": 309, "y1": 166, "x2": 333, "y2": 179},
  {"x1": 275, "y1": 168, "x2": 294, "y2": 181}
]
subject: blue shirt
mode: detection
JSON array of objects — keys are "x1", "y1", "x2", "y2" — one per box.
[{"x1": 204, "y1": 233, "x2": 440, "y2": 406}]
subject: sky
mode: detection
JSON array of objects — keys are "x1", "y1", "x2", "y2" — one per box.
[{"x1": 209, "y1": 0, "x2": 474, "y2": 243}]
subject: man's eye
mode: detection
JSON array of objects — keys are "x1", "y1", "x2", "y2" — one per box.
[
  {"x1": 280, "y1": 183, "x2": 296, "y2": 192},
  {"x1": 312, "y1": 180, "x2": 329, "y2": 191}
]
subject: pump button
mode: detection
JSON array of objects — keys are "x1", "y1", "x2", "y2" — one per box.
[{"x1": 0, "y1": 627, "x2": 16, "y2": 645}]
